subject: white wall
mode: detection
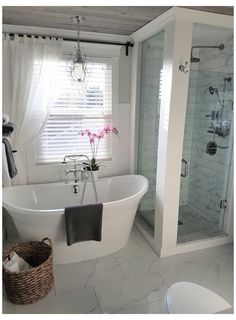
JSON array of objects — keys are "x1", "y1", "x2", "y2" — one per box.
[{"x1": 119, "y1": 46, "x2": 131, "y2": 103}]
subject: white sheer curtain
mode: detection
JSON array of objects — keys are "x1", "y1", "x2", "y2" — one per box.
[{"x1": 3, "y1": 34, "x2": 62, "y2": 185}]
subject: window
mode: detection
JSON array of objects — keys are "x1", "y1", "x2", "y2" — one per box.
[{"x1": 35, "y1": 59, "x2": 113, "y2": 164}]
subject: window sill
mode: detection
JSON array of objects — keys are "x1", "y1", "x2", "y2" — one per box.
[{"x1": 26, "y1": 159, "x2": 114, "y2": 185}]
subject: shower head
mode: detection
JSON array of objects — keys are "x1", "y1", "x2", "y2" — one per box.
[
  {"x1": 190, "y1": 43, "x2": 224, "y2": 64},
  {"x1": 190, "y1": 56, "x2": 200, "y2": 63},
  {"x1": 218, "y1": 43, "x2": 224, "y2": 51},
  {"x1": 209, "y1": 86, "x2": 218, "y2": 95}
]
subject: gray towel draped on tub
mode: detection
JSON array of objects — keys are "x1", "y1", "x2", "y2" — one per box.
[{"x1": 65, "y1": 203, "x2": 103, "y2": 246}]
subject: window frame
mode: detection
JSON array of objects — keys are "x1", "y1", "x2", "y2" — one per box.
[{"x1": 26, "y1": 42, "x2": 120, "y2": 175}]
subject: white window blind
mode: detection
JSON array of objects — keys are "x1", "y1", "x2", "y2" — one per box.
[{"x1": 35, "y1": 61, "x2": 112, "y2": 163}]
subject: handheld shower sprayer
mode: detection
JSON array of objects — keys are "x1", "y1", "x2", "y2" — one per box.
[
  {"x1": 207, "y1": 76, "x2": 232, "y2": 141},
  {"x1": 208, "y1": 86, "x2": 223, "y2": 107}
]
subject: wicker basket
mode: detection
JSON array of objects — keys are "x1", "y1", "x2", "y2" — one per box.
[{"x1": 3, "y1": 238, "x2": 54, "y2": 305}]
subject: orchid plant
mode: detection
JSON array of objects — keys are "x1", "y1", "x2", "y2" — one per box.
[{"x1": 79, "y1": 125, "x2": 119, "y2": 170}]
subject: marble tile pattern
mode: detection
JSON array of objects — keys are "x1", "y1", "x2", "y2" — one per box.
[
  {"x1": 3, "y1": 227, "x2": 233, "y2": 314},
  {"x1": 136, "y1": 205, "x2": 226, "y2": 243},
  {"x1": 180, "y1": 71, "x2": 198, "y2": 206},
  {"x1": 177, "y1": 205, "x2": 226, "y2": 243},
  {"x1": 179, "y1": 35, "x2": 233, "y2": 225}
]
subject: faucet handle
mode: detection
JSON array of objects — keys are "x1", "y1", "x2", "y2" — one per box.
[{"x1": 72, "y1": 184, "x2": 80, "y2": 194}]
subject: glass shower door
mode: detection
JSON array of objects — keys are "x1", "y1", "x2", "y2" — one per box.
[
  {"x1": 136, "y1": 31, "x2": 165, "y2": 236},
  {"x1": 177, "y1": 23, "x2": 234, "y2": 243}
]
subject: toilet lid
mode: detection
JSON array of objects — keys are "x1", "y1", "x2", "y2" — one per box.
[{"x1": 165, "y1": 282, "x2": 231, "y2": 314}]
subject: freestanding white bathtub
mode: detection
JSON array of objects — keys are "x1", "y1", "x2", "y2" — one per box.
[{"x1": 3, "y1": 175, "x2": 148, "y2": 264}]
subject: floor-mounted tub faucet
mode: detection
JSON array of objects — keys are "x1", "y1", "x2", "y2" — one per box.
[
  {"x1": 62, "y1": 154, "x2": 98, "y2": 201},
  {"x1": 62, "y1": 155, "x2": 87, "y2": 193}
]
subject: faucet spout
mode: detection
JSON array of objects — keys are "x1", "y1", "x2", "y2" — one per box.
[{"x1": 62, "y1": 154, "x2": 91, "y2": 164}]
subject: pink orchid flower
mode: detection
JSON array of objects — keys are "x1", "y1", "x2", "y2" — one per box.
[{"x1": 79, "y1": 126, "x2": 119, "y2": 167}]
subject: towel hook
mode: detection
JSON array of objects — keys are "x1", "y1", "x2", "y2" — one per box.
[{"x1": 179, "y1": 61, "x2": 189, "y2": 73}]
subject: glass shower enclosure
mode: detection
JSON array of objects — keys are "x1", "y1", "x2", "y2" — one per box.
[
  {"x1": 136, "y1": 31, "x2": 165, "y2": 237},
  {"x1": 131, "y1": 8, "x2": 233, "y2": 256},
  {"x1": 178, "y1": 24, "x2": 234, "y2": 243}
]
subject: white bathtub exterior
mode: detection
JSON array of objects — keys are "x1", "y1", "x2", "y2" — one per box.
[{"x1": 3, "y1": 175, "x2": 148, "y2": 264}]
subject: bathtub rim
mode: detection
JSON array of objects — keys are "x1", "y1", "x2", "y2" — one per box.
[{"x1": 3, "y1": 174, "x2": 149, "y2": 216}]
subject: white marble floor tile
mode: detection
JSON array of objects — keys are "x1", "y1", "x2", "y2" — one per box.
[
  {"x1": 112, "y1": 305, "x2": 144, "y2": 314},
  {"x1": 117, "y1": 251, "x2": 182, "y2": 278},
  {"x1": 54, "y1": 258, "x2": 126, "y2": 295},
  {"x1": 94, "y1": 272, "x2": 168, "y2": 313},
  {"x1": 3, "y1": 226, "x2": 233, "y2": 315},
  {"x1": 116, "y1": 253, "x2": 157, "y2": 278},
  {"x1": 159, "y1": 260, "x2": 205, "y2": 287},
  {"x1": 178, "y1": 243, "x2": 233, "y2": 264},
  {"x1": 106, "y1": 227, "x2": 156, "y2": 261},
  {"x1": 87, "y1": 305, "x2": 103, "y2": 314},
  {"x1": 160, "y1": 256, "x2": 233, "y2": 308},
  {"x1": 14, "y1": 287, "x2": 98, "y2": 314},
  {"x1": 84, "y1": 258, "x2": 126, "y2": 287},
  {"x1": 148, "y1": 254, "x2": 183, "y2": 273},
  {"x1": 141, "y1": 300, "x2": 166, "y2": 314},
  {"x1": 211, "y1": 254, "x2": 233, "y2": 280},
  {"x1": 2, "y1": 292, "x2": 15, "y2": 314},
  {"x1": 198, "y1": 260, "x2": 234, "y2": 305},
  {"x1": 54, "y1": 260, "x2": 96, "y2": 294}
]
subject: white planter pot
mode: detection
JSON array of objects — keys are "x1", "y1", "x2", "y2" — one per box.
[{"x1": 87, "y1": 170, "x2": 99, "y2": 182}]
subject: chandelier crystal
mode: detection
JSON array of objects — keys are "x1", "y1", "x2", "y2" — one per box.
[{"x1": 68, "y1": 16, "x2": 88, "y2": 82}]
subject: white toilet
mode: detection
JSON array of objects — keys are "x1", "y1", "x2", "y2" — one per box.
[{"x1": 163, "y1": 282, "x2": 231, "y2": 314}]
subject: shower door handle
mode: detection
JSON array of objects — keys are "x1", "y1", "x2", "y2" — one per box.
[{"x1": 181, "y1": 159, "x2": 188, "y2": 177}]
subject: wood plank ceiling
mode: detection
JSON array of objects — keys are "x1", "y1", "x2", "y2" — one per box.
[{"x1": 3, "y1": 6, "x2": 234, "y2": 36}]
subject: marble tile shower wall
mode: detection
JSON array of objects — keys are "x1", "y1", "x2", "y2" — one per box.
[
  {"x1": 179, "y1": 70, "x2": 198, "y2": 206},
  {"x1": 138, "y1": 44, "x2": 163, "y2": 212},
  {"x1": 187, "y1": 37, "x2": 233, "y2": 224}
]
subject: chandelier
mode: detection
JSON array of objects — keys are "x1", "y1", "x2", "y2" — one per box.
[{"x1": 68, "y1": 16, "x2": 88, "y2": 82}]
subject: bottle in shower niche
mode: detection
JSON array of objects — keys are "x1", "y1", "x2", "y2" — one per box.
[{"x1": 221, "y1": 120, "x2": 231, "y2": 137}]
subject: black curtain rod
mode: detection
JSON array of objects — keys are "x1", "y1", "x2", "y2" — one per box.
[{"x1": 8, "y1": 33, "x2": 134, "y2": 56}]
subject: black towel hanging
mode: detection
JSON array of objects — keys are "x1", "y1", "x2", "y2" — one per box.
[
  {"x1": 2, "y1": 138, "x2": 18, "y2": 178},
  {"x1": 65, "y1": 203, "x2": 103, "y2": 245}
]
